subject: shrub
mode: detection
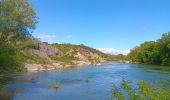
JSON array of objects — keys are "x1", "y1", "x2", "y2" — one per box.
[
  {"x1": 113, "y1": 80, "x2": 170, "y2": 100},
  {"x1": 0, "y1": 43, "x2": 22, "y2": 71}
]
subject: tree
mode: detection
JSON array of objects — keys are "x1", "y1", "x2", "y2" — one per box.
[
  {"x1": 127, "y1": 46, "x2": 141, "y2": 62},
  {"x1": 0, "y1": 0, "x2": 37, "y2": 43},
  {"x1": 0, "y1": 0, "x2": 37, "y2": 72},
  {"x1": 157, "y1": 32, "x2": 170, "y2": 65},
  {"x1": 127, "y1": 41, "x2": 162, "y2": 64},
  {"x1": 109, "y1": 54, "x2": 127, "y2": 61},
  {"x1": 138, "y1": 41, "x2": 162, "y2": 64}
]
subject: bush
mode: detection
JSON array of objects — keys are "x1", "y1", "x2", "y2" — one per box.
[
  {"x1": 0, "y1": 43, "x2": 25, "y2": 72},
  {"x1": 51, "y1": 55, "x2": 78, "y2": 63},
  {"x1": 113, "y1": 80, "x2": 170, "y2": 100},
  {"x1": 161, "y1": 57, "x2": 170, "y2": 66}
]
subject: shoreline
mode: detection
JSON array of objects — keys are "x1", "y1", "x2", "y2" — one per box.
[{"x1": 25, "y1": 61, "x2": 102, "y2": 72}]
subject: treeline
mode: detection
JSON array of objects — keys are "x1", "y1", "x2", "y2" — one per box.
[
  {"x1": 107, "y1": 54, "x2": 127, "y2": 61},
  {"x1": 127, "y1": 32, "x2": 170, "y2": 66},
  {"x1": 0, "y1": 0, "x2": 38, "y2": 72}
]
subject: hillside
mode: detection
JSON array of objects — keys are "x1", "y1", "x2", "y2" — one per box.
[
  {"x1": 24, "y1": 43, "x2": 108, "y2": 72},
  {"x1": 51, "y1": 43, "x2": 107, "y2": 62},
  {"x1": 0, "y1": 0, "x2": 110, "y2": 72}
]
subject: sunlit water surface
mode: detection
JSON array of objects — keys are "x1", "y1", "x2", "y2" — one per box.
[{"x1": 3, "y1": 62, "x2": 170, "y2": 100}]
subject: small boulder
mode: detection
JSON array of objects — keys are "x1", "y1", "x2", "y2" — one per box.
[{"x1": 53, "y1": 81, "x2": 60, "y2": 89}]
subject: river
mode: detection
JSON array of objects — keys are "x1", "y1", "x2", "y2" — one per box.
[{"x1": 2, "y1": 62, "x2": 170, "y2": 100}]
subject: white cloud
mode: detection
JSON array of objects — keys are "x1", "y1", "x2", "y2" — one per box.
[
  {"x1": 98, "y1": 48, "x2": 130, "y2": 55},
  {"x1": 65, "y1": 35, "x2": 72, "y2": 39},
  {"x1": 36, "y1": 34, "x2": 57, "y2": 39}
]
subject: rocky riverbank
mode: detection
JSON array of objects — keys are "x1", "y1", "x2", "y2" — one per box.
[{"x1": 25, "y1": 61, "x2": 102, "y2": 72}]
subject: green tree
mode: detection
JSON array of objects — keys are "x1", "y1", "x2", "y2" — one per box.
[
  {"x1": 157, "y1": 32, "x2": 170, "y2": 65},
  {"x1": 0, "y1": 0, "x2": 37, "y2": 72},
  {"x1": 128, "y1": 41, "x2": 162, "y2": 65},
  {"x1": 138, "y1": 41, "x2": 162, "y2": 64},
  {"x1": 0, "y1": 43, "x2": 25, "y2": 72},
  {"x1": 0, "y1": 0, "x2": 37, "y2": 43},
  {"x1": 109, "y1": 54, "x2": 127, "y2": 61},
  {"x1": 127, "y1": 46, "x2": 141, "y2": 62}
]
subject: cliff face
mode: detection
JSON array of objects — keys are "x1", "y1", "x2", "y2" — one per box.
[
  {"x1": 25, "y1": 43, "x2": 108, "y2": 72},
  {"x1": 29, "y1": 43, "x2": 63, "y2": 59}
]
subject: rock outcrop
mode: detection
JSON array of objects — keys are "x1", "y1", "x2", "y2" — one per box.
[
  {"x1": 25, "y1": 43, "x2": 108, "y2": 72},
  {"x1": 29, "y1": 43, "x2": 63, "y2": 59}
]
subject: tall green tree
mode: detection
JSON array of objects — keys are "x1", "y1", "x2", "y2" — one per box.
[
  {"x1": 138, "y1": 41, "x2": 162, "y2": 64},
  {"x1": 157, "y1": 32, "x2": 170, "y2": 65},
  {"x1": 0, "y1": 0, "x2": 37, "y2": 43},
  {"x1": 128, "y1": 41, "x2": 162, "y2": 64},
  {"x1": 128, "y1": 46, "x2": 141, "y2": 62},
  {"x1": 128, "y1": 32, "x2": 170, "y2": 66},
  {"x1": 0, "y1": 0, "x2": 37, "y2": 72}
]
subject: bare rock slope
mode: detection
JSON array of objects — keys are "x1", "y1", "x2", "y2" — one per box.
[
  {"x1": 25, "y1": 43, "x2": 108, "y2": 72},
  {"x1": 29, "y1": 43, "x2": 63, "y2": 59}
]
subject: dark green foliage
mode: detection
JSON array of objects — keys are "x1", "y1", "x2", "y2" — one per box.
[
  {"x1": 161, "y1": 57, "x2": 170, "y2": 66},
  {"x1": 0, "y1": 43, "x2": 25, "y2": 72},
  {"x1": 0, "y1": 0, "x2": 38, "y2": 72},
  {"x1": 127, "y1": 46, "x2": 141, "y2": 62},
  {"x1": 128, "y1": 32, "x2": 170, "y2": 66},
  {"x1": 107, "y1": 54, "x2": 127, "y2": 61},
  {"x1": 113, "y1": 80, "x2": 170, "y2": 100},
  {"x1": 133, "y1": 41, "x2": 161, "y2": 64},
  {"x1": 158, "y1": 32, "x2": 170, "y2": 65},
  {"x1": 0, "y1": 76, "x2": 12, "y2": 89}
]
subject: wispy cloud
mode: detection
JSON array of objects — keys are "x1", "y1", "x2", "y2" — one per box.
[
  {"x1": 65, "y1": 35, "x2": 72, "y2": 39},
  {"x1": 36, "y1": 34, "x2": 57, "y2": 39},
  {"x1": 98, "y1": 48, "x2": 130, "y2": 55}
]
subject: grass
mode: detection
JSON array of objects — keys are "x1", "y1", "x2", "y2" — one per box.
[{"x1": 22, "y1": 53, "x2": 51, "y2": 65}]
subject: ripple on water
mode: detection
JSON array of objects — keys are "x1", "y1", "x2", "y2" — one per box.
[{"x1": 2, "y1": 62, "x2": 170, "y2": 100}]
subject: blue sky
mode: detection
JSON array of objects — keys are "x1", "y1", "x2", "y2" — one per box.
[{"x1": 31, "y1": 0, "x2": 170, "y2": 51}]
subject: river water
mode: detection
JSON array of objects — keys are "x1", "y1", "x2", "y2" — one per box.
[{"x1": 2, "y1": 62, "x2": 170, "y2": 100}]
